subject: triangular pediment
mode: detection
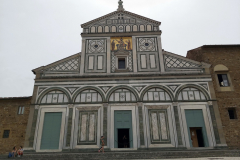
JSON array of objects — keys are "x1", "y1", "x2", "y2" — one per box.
[
  {"x1": 81, "y1": 10, "x2": 161, "y2": 33},
  {"x1": 82, "y1": 11, "x2": 161, "y2": 28},
  {"x1": 163, "y1": 51, "x2": 204, "y2": 71}
]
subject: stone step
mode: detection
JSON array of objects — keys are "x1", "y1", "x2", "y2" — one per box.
[{"x1": 1, "y1": 150, "x2": 239, "y2": 160}]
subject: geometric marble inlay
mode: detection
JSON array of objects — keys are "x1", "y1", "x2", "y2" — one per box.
[
  {"x1": 167, "y1": 85, "x2": 180, "y2": 92},
  {"x1": 133, "y1": 86, "x2": 146, "y2": 93},
  {"x1": 38, "y1": 87, "x2": 47, "y2": 95},
  {"x1": 66, "y1": 87, "x2": 78, "y2": 94},
  {"x1": 200, "y1": 84, "x2": 208, "y2": 90},
  {"x1": 100, "y1": 86, "x2": 112, "y2": 93}
]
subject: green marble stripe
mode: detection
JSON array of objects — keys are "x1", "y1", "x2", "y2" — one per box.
[
  {"x1": 138, "y1": 107, "x2": 145, "y2": 145},
  {"x1": 173, "y1": 106, "x2": 183, "y2": 145},
  {"x1": 29, "y1": 109, "x2": 38, "y2": 147},
  {"x1": 209, "y1": 105, "x2": 221, "y2": 144},
  {"x1": 66, "y1": 108, "x2": 73, "y2": 147}
]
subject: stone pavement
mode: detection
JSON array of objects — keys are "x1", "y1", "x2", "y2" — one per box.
[{"x1": 137, "y1": 158, "x2": 240, "y2": 160}]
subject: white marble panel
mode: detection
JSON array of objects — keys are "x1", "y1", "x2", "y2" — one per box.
[
  {"x1": 115, "y1": 93, "x2": 119, "y2": 101},
  {"x1": 97, "y1": 94, "x2": 102, "y2": 102},
  {"x1": 81, "y1": 94, "x2": 86, "y2": 102},
  {"x1": 105, "y1": 26, "x2": 109, "y2": 32},
  {"x1": 165, "y1": 93, "x2": 171, "y2": 101},
  {"x1": 159, "y1": 113, "x2": 168, "y2": 140},
  {"x1": 126, "y1": 92, "x2": 130, "y2": 101},
  {"x1": 153, "y1": 92, "x2": 159, "y2": 101},
  {"x1": 109, "y1": 95, "x2": 114, "y2": 101},
  {"x1": 120, "y1": 93, "x2": 125, "y2": 101},
  {"x1": 112, "y1": 26, "x2": 116, "y2": 32},
  {"x1": 200, "y1": 92, "x2": 206, "y2": 100},
  {"x1": 80, "y1": 115, "x2": 87, "y2": 141},
  {"x1": 92, "y1": 93, "x2": 97, "y2": 102},
  {"x1": 98, "y1": 56, "x2": 103, "y2": 70},
  {"x1": 131, "y1": 93, "x2": 136, "y2": 101},
  {"x1": 126, "y1": 26, "x2": 130, "y2": 32},
  {"x1": 98, "y1": 26, "x2": 102, "y2": 33},
  {"x1": 141, "y1": 55, "x2": 147, "y2": 68},
  {"x1": 151, "y1": 113, "x2": 159, "y2": 140},
  {"x1": 133, "y1": 25, "x2": 137, "y2": 31},
  {"x1": 188, "y1": 91, "x2": 194, "y2": 100},
  {"x1": 91, "y1": 27, "x2": 95, "y2": 33},
  {"x1": 159, "y1": 92, "x2": 165, "y2": 100},
  {"x1": 63, "y1": 95, "x2": 68, "y2": 102},
  {"x1": 52, "y1": 94, "x2": 58, "y2": 103},
  {"x1": 41, "y1": 96, "x2": 47, "y2": 103},
  {"x1": 88, "y1": 56, "x2": 94, "y2": 70},
  {"x1": 89, "y1": 114, "x2": 95, "y2": 141},
  {"x1": 140, "y1": 25, "x2": 145, "y2": 31},
  {"x1": 178, "y1": 93, "x2": 182, "y2": 100},
  {"x1": 75, "y1": 94, "x2": 80, "y2": 102},
  {"x1": 194, "y1": 91, "x2": 200, "y2": 100},
  {"x1": 86, "y1": 93, "x2": 92, "y2": 102},
  {"x1": 47, "y1": 94, "x2": 52, "y2": 103},
  {"x1": 150, "y1": 55, "x2": 156, "y2": 68},
  {"x1": 58, "y1": 94, "x2": 63, "y2": 103},
  {"x1": 143, "y1": 94, "x2": 148, "y2": 101},
  {"x1": 148, "y1": 92, "x2": 153, "y2": 101},
  {"x1": 182, "y1": 91, "x2": 188, "y2": 100},
  {"x1": 147, "y1": 25, "x2": 152, "y2": 31}
]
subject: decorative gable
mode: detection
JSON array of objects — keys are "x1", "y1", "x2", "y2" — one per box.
[
  {"x1": 163, "y1": 51, "x2": 203, "y2": 71},
  {"x1": 32, "y1": 53, "x2": 81, "y2": 77},
  {"x1": 81, "y1": 10, "x2": 161, "y2": 34}
]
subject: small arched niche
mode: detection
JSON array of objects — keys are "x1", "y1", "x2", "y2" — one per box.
[
  {"x1": 214, "y1": 64, "x2": 229, "y2": 72},
  {"x1": 143, "y1": 88, "x2": 171, "y2": 101},
  {"x1": 40, "y1": 90, "x2": 69, "y2": 104},
  {"x1": 109, "y1": 89, "x2": 136, "y2": 102},
  {"x1": 177, "y1": 87, "x2": 207, "y2": 101},
  {"x1": 75, "y1": 89, "x2": 102, "y2": 103}
]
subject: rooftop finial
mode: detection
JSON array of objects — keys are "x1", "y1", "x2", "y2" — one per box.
[{"x1": 117, "y1": 0, "x2": 124, "y2": 11}]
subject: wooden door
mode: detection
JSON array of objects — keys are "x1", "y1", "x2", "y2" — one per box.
[{"x1": 190, "y1": 128, "x2": 199, "y2": 147}]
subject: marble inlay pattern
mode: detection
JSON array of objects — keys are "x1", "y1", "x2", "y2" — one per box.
[
  {"x1": 80, "y1": 115, "x2": 87, "y2": 141},
  {"x1": 159, "y1": 113, "x2": 168, "y2": 140},
  {"x1": 89, "y1": 114, "x2": 95, "y2": 141},
  {"x1": 151, "y1": 113, "x2": 159, "y2": 140}
]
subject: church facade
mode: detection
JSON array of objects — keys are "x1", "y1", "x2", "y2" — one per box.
[{"x1": 23, "y1": 1, "x2": 227, "y2": 152}]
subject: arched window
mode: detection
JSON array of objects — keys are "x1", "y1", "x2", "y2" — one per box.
[
  {"x1": 91, "y1": 26, "x2": 95, "y2": 33},
  {"x1": 147, "y1": 25, "x2": 152, "y2": 31},
  {"x1": 98, "y1": 26, "x2": 102, "y2": 33},
  {"x1": 177, "y1": 87, "x2": 206, "y2": 101},
  {"x1": 40, "y1": 90, "x2": 69, "y2": 104},
  {"x1": 112, "y1": 26, "x2": 116, "y2": 32},
  {"x1": 75, "y1": 90, "x2": 102, "y2": 103},
  {"x1": 109, "y1": 89, "x2": 136, "y2": 102},
  {"x1": 126, "y1": 25, "x2": 131, "y2": 32},
  {"x1": 105, "y1": 26, "x2": 109, "y2": 32},
  {"x1": 140, "y1": 25, "x2": 145, "y2": 31},
  {"x1": 143, "y1": 88, "x2": 171, "y2": 101}
]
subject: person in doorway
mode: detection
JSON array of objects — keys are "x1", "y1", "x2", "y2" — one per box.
[
  {"x1": 98, "y1": 136, "x2": 105, "y2": 153},
  {"x1": 123, "y1": 135, "x2": 128, "y2": 148}
]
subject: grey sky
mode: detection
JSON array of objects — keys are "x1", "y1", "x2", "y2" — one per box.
[{"x1": 0, "y1": 0, "x2": 240, "y2": 97}]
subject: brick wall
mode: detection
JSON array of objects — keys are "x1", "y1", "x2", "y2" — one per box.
[
  {"x1": 187, "y1": 45, "x2": 240, "y2": 149},
  {"x1": 0, "y1": 97, "x2": 31, "y2": 154}
]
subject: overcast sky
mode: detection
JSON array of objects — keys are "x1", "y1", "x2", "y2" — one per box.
[{"x1": 0, "y1": 0, "x2": 240, "y2": 97}]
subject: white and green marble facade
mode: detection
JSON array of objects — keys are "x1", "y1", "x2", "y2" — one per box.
[{"x1": 24, "y1": 1, "x2": 227, "y2": 152}]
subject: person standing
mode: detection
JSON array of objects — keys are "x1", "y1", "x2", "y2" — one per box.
[{"x1": 98, "y1": 136, "x2": 105, "y2": 153}]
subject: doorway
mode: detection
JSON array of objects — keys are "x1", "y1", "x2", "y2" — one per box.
[
  {"x1": 190, "y1": 127, "x2": 205, "y2": 147},
  {"x1": 114, "y1": 110, "x2": 133, "y2": 148},
  {"x1": 118, "y1": 129, "x2": 130, "y2": 148}
]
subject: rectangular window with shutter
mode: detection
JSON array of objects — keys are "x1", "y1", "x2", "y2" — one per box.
[
  {"x1": 217, "y1": 74, "x2": 230, "y2": 87},
  {"x1": 18, "y1": 106, "x2": 25, "y2": 115}
]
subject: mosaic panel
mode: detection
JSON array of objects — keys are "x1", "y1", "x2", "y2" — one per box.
[{"x1": 164, "y1": 54, "x2": 202, "y2": 69}]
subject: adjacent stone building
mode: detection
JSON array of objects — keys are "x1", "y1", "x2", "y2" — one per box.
[
  {"x1": 20, "y1": 1, "x2": 228, "y2": 152},
  {"x1": 187, "y1": 44, "x2": 240, "y2": 149},
  {"x1": 0, "y1": 97, "x2": 31, "y2": 154}
]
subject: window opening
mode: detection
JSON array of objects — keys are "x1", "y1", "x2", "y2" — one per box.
[
  {"x1": 3, "y1": 130, "x2": 10, "y2": 138},
  {"x1": 228, "y1": 108, "x2": 237, "y2": 119},
  {"x1": 217, "y1": 74, "x2": 229, "y2": 87},
  {"x1": 18, "y1": 106, "x2": 25, "y2": 115},
  {"x1": 118, "y1": 58, "x2": 126, "y2": 69}
]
